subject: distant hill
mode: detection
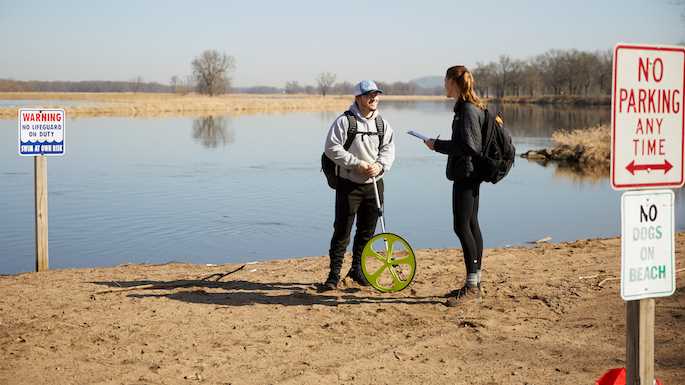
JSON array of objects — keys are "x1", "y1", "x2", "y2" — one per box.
[{"x1": 410, "y1": 76, "x2": 442, "y2": 89}]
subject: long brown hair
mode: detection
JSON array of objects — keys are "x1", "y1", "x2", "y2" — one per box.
[{"x1": 445, "y1": 65, "x2": 485, "y2": 110}]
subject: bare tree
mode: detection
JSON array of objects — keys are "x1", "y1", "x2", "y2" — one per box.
[
  {"x1": 129, "y1": 76, "x2": 144, "y2": 93},
  {"x1": 596, "y1": 49, "x2": 613, "y2": 95},
  {"x1": 316, "y1": 72, "x2": 336, "y2": 97},
  {"x1": 472, "y1": 62, "x2": 497, "y2": 98},
  {"x1": 538, "y1": 50, "x2": 567, "y2": 95},
  {"x1": 285, "y1": 81, "x2": 303, "y2": 94},
  {"x1": 192, "y1": 50, "x2": 236, "y2": 96},
  {"x1": 520, "y1": 62, "x2": 541, "y2": 97},
  {"x1": 494, "y1": 55, "x2": 514, "y2": 98},
  {"x1": 170, "y1": 75, "x2": 180, "y2": 93}
]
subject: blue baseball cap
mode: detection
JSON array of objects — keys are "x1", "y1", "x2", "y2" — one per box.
[{"x1": 354, "y1": 80, "x2": 383, "y2": 96}]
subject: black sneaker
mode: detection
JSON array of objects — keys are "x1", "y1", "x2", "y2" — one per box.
[
  {"x1": 444, "y1": 282, "x2": 482, "y2": 298},
  {"x1": 444, "y1": 285, "x2": 481, "y2": 307},
  {"x1": 345, "y1": 269, "x2": 369, "y2": 286},
  {"x1": 316, "y1": 279, "x2": 338, "y2": 293}
]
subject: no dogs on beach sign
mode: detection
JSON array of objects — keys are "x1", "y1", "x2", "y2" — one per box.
[
  {"x1": 611, "y1": 44, "x2": 684, "y2": 190},
  {"x1": 621, "y1": 189, "x2": 675, "y2": 300}
]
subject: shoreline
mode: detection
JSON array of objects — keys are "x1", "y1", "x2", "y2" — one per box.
[
  {"x1": 0, "y1": 93, "x2": 445, "y2": 119},
  {"x1": 0, "y1": 235, "x2": 625, "y2": 278},
  {"x1": 0, "y1": 92, "x2": 610, "y2": 119},
  {"x1": 1, "y1": 233, "x2": 683, "y2": 384}
]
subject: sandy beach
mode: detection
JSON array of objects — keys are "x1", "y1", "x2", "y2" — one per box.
[{"x1": 0, "y1": 233, "x2": 683, "y2": 384}]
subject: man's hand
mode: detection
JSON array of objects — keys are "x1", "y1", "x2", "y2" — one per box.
[
  {"x1": 355, "y1": 161, "x2": 371, "y2": 175},
  {"x1": 368, "y1": 162, "x2": 383, "y2": 178},
  {"x1": 356, "y1": 161, "x2": 383, "y2": 178}
]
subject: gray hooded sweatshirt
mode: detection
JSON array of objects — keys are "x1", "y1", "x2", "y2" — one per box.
[{"x1": 324, "y1": 102, "x2": 396, "y2": 184}]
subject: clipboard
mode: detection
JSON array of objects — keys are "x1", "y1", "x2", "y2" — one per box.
[{"x1": 407, "y1": 130, "x2": 430, "y2": 141}]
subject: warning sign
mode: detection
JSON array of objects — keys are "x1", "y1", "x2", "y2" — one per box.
[
  {"x1": 18, "y1": 108, "x2": 65, "y2": 156},
  {"x1": 611, "y1": 44, "x2": 684, "y2": 189}
]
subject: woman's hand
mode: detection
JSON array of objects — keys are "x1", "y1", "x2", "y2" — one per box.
[{"x1": 424, "y1": 139, "x2": 436, "y2": 151}]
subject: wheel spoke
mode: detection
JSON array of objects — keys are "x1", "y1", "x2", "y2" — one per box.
[
  {"x1": 391, "y1": 256, "x2": 413, "y2": 266},
  {"x1": 385, "y1": 237, "x2": 397, "y2": 259},
  {"x1": 367, "y1": 264, "x2": 387, "y2": 284},
  {"x1": 388, "y1": 266, "x2": 404, "y2": 288},
  {"x1": 369, "y1": 249, "x2": 386, "y2": 263}
]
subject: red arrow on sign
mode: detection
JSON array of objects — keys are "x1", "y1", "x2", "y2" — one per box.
[{"x1": 625, "y1": 159, "x2": 673, "y2": 175}]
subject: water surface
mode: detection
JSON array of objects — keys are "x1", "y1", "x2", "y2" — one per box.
[{"x1": 1, "y1": 101, "x2": 682, "y2": 274}]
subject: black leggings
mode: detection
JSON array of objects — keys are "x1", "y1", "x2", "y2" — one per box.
[{"x1": 452, "y1": 181, "x2": 483, "y2": 274}]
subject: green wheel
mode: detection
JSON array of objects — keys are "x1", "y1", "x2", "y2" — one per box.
[{"x1": 361, "y1": 232, "x2": 416, "y2": 293}]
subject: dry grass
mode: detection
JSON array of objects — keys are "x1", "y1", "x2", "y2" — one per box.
[
  {"x1": 551, "y1": 124, "x2": 611, "y2": 165},
  {"x1": 521, "y1": 124, "x2": 611, "y2": 177},
  {"x1": 0, "y1": 92, "x2": 447, "y2": 119}
]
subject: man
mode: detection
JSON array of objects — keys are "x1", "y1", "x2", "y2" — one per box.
[{"x1": 320, "y1": 80, "x2": 396, "y2": 292}]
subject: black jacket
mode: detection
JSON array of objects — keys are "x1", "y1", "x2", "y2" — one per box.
[{"x1": 433, "y1": 101, "x2": 484, "y2": 182}]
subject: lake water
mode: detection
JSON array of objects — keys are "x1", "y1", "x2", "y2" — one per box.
[{"x1": 1, "y1": 101, "x2": 683, "y2": 274}]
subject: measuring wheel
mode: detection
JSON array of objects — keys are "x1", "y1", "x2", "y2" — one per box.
[
  {"x1": 361, "y1": 232, "x2": 416, "y2": 292},
  {"x1": 360, "y1": 176, "x2": 417, "y2": 293}
]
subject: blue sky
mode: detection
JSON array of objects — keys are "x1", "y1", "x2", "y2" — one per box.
[{"x1": 1, "y1": 0, "x2": 683, "y2": 87}]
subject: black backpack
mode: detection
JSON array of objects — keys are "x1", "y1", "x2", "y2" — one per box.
[
  {"x1": 321, "y1": 111, "x2": 385, "y2": 189},
  {"x1": 476, "y1": 109, "x2": 515, "y2": 184}
]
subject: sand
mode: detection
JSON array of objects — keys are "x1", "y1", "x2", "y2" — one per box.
[{"x1": 1, "y1": 233, "x2": 683, "y2": 385}]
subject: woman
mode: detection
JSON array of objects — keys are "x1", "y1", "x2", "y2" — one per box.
[{"x1": 425, "y1": 65, "x2": 485, "y2": 306}]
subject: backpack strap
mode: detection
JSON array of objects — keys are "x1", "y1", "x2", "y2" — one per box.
[
  {"x1": 342, "y1": 111, "x2": 385, "y2": 151},
  {"x1": 481, "y1": 109, "x2": 497, "y2": 154},
  {"x1": 374, "y1": 115, "x2": 385, "y2": 148},
  {"x1": 342, "y1": 110, "x2": 357, "y2": 150}
]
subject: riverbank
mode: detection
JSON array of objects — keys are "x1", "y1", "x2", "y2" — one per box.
[
  {"x1": 0, "y1": 92, "x2": 447, "y2": 119},
  {"x1": 1, "y1": 233, "x2": 683, "y2": 384},
  {"x1": 0, "y1": 92, "x2": 610, "y2": 119}
]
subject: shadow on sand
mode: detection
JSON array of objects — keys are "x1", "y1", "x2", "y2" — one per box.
[{"x1": 90, "y1": 278, "x2": 443, "y2": 307}]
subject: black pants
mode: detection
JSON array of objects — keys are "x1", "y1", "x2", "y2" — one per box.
[
  {"x1": 327, "y1": 178, "x2": 383, "y2": 281},
  {"x1": 452, "y1": 180, "x2": 483, "y2": 274}
]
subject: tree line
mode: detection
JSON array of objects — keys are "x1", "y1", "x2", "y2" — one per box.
[
  {"x1": 471, "y1": 49, "x2": 613, "y2": 98},
  {"x1": 285, "y1": 48, "x2": 613, "y2": 97},
  {"x1": 0, "y1": 78, "x2": 172, "y2": 93},
  {"x1": 0, "y1": 48, "x2": 614, "y2": 97}
]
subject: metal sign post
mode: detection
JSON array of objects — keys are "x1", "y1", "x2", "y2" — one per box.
[
  {"x1": 612, "y1": 43, "x2": 683, "y2": 385},
  {"x1": 18, "y1": 108, "x2": 65, "y2": 272}
]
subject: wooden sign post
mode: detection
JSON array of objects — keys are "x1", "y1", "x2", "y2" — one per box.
[
  {"x1": 625, "y1": 299, "x2": 655, "y2": 385},
  {"x1": 34, "y1": 155, "x2": 49, "y2": 271},
  {"x1": 18, "y1": 108, "x2": 65, "y2": 272}
]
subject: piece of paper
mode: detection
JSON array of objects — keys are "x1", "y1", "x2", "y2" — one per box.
[{"x1": 407, "y1": 130, "x2": 430, "y2": 141}]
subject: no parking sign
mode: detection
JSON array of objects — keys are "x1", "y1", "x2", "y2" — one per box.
[{"x1": 611, "y1": 44, "x2": 684, "y2": 190}]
